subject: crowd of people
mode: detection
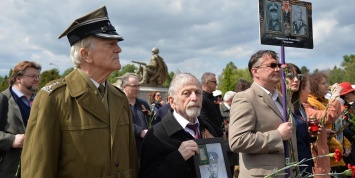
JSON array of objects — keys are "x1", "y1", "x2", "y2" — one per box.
[{"x1": 1, "y1": 6, "x2": 354, "y2": 178}]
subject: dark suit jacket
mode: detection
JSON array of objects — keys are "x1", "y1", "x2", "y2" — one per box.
[
  {"x1": 200, "y1": 91, "x2": 223, "y2": 137},
  {"x1": 0, "y1": 88, "x2": 26, "y2": 178},
  {"x1": 139, "y1": 110, "x2": 217, "y2": 178}
]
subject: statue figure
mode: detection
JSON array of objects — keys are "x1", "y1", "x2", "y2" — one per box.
[{"x1": 133, "y1": 47, "x2": 169, "y2": 87}]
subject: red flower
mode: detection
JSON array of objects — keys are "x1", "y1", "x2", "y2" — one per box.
[
  {"x1": 349, "y1": 109, "x2": 353, "y2": 114},
  {"x1": 334, "y1": 148, "x2": 342, "y2": 162},
  {"x1": 347, "y1": 164, "x2": 355, "y2": 178}
]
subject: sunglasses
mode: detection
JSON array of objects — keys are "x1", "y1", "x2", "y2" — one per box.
[
  {"x1": 285, "y1": 73, "x2": 303, "y2": 80},
  {"x1": 256, "y1": 62, "x2": 282, "y2": 69}
]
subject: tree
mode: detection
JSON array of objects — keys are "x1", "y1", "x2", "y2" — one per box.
[
  {"x1": 39, "y1": 69, "x2": 61, "y2": 89},
  {"x1": 162, "y1": 71, "x2": 174, "y2": 88},
  {"x1": 218, "y1": 61, "x2": 252, "y2": 94},
  {"x1": 61, "y1": 67, "x2": 74, "y2": 77},
  {"x1": 108, "y1": 64, "x2": 137, "y2": 83},
  {"x1": 328, "y1": 66, "x2": 345, "y2": 84},
  {"x1": 300, "y1": 66, "x2": 310, "y2": 74}
]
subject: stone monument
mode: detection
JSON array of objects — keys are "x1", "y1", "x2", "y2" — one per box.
[{"x1": 116, "y1": 47, "x2": 169, "y2": 101}]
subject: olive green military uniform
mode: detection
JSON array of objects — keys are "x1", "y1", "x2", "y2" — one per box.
[{"x1": 21, "y1": 69, "x2": 138, "y2": 177}]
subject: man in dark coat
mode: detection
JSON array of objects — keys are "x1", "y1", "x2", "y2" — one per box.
[
  {"x1": 200, "y1": 72, "x2": 224, "y2": 137},
  {"x1": 139, "y1": 73, "x2": 217, "y2": 178},
  {"x1": 0, "y1": 61, "x2": 41, "y2": 178}
]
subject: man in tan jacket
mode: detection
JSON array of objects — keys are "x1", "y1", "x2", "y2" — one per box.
[
  {"x1": 229, "y1": 50, "x2": 297, "y2": 177},
  {"x1": 21, "y1": 6, "x2": 138, "y2": 177}
]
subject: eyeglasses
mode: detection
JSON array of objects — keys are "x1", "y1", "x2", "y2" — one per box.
[
  {"x1": 23, "y1": 74, "x2": 40, "y2": 80},
  {"x1": 285, "y1": 73, "x2": 303, "y2": 80},
  {"x1": 256, "y1": 63, "x2": 282, "y2": 69},
  {"x1": 208, "y1": 81, "x2": 217, "y2": 84},
  {"x1": 126, "y1": 84, "x2": 140, "y2": 89}
]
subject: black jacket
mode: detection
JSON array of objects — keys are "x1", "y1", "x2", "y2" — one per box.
[{"x1": 139, "y1": 110, "x2": 217, "y2": 178}]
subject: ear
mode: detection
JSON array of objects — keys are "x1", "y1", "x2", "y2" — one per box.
[
  {"x1": 168, "y1": 96, "x2": 175, "y2": 109},
  {"x1": 251, "y1": 67, "x2": 259, "y2": 78},
  {"x1": 80, "y1": 48, "x2": 93, "y2": 63}
]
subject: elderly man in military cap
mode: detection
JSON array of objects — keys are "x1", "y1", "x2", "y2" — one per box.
[
  {"x1": 21, "y1": 6, "x2": 138, "y2": 178},
  {"x1": 267, "y1": 2, "x2": 282, "y2": 32},
  {"x1": 208, "y1": 152, "x2": 219, "y2": 178}
]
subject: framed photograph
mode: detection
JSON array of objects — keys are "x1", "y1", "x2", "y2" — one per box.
[
  {"x1": 291, "y1": 5, "x2": 308, "y2": 36},
  {"x1": 193, "y1": 137, "x2": 231, "y2": 178},
  {"x1": 259, "y1": 0, "x2": 313, "y2": 49},
  {"x1": 265, "y1": 0, "x2": 283, "y2": 33}
]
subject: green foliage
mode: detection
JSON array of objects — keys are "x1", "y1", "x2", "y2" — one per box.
[
  {"x1": 108, "y1": 64, "x2": 137, "y2": 83},
  {"x1": 300, "y1": 66, "x2": 310, "y2": 74},
  {"x1": 61, "y1": 67, "x2": 74, "y2": 77},
  {"x1": 218, "y1": 61, "x2": 252, "y2": 94},
  {"x1": 328, "y1": 66, "x2": 345, "y2": 84},
  {"x1": 341, "y1": 54, "x2": 355, "y2": 67},
  {"x1": 39, "y1": 69, "x2": 61, "y2": 89},
  {"x1": 162, "y1": 71, "x2": 175, "y2": 88},
  {"x1": 0, "y1": 76, "x2": 9, "y2": 92}
]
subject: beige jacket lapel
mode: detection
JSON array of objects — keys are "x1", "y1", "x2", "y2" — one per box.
[{"x1": 251, "y1": 84, "x2": 283, "y2": 121}]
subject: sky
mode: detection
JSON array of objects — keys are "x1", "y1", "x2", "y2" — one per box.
[{"x1": 0, "y1": 0, "x2": 354, "y2": 80}]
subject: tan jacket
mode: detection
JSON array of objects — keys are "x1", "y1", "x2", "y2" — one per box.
[
  {"x1": 229, "y1": 83, "x2": 298, "y2": 178},
  {"x1": 21, "y1": 70, "x2": 138, "y2": 178}
]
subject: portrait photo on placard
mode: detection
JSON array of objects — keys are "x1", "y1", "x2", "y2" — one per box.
[
  {"x1": 258, "y1": 0, "x2": 313, "y2": 49},
  {"x1": 194, "y1": 138, "x2": 231, "y2": 178},
  {"x1": 291, "y1": 5, "x2": 308, "y2": 36}
]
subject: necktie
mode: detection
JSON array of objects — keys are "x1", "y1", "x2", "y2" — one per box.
[
  {"x1": 98, "y1": 84, "x2": 105, "y2": 96},
  {"x1": 186, "y1": 124, "x2": 199, "y2": 139}
]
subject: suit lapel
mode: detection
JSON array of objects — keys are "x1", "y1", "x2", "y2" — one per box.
[{"x1": 251, "y1": 84, "x2": 283, "y2": 121}]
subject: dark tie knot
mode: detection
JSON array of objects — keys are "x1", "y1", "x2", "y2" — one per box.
[
  {"x1": 186, "y1": 123, "x2": 199, "y2": 131},
  {"x1": 98, "y1": 85, "x2": 105, "y2": 96}
]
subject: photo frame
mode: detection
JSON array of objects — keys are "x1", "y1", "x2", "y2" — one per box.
[
  {"x1": 265, "y1": 0, "x2": 283, "y2": 34},
  {"x1": 258, "y1": 0, "x2": 313, "y2": 49},
  {"x1": 291, "y1": 4, "x2": 308, "y2": 37},
  {"x1": 193, "y1": 137, "x2": 231, "y2": 178}
]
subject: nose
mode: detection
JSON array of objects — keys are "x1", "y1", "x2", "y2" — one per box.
[
  {"x1": 114, "y1": 44, "x2": 122, "y2": 53},
  {"x1": 190, "y1": 92, "x2": 198, "y2": 101}
]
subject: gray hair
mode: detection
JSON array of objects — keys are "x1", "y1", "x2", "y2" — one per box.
[
  {"x1": 200, "y1": 72, "x2": 215, "y2": 85},
  {"x1": 121, "y1": 73, "x2": 139, "y2": 87},
  {"x1": 223, "y1": 91, "x2": 236, "y2": 101},
  {"x1": 169, "y1": 72, "x2": 201, "y2": 98},
  {"x1": 70, "y1": 36, "x2": 96, "y2": 68}
]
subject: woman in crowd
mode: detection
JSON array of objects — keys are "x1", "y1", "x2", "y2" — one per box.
[
  {"x1": 148, "y1": 91, "x2": 164, "y2": 126},
  {"x1": 304, "y1": 72, "x2": 346, "y2": 177},
  {"x1": 278, "y1": 63, "x2": 314, "y2": 175}
]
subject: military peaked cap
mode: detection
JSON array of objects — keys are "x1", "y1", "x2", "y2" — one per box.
[
  {"x1": 208, "y1": 152, "x2": 218, "y2": 164},
  {"x1": 268, "y1": 2, "x2": 279, "y2": 11},
  {"x1": 58, "y1": 6, "x2": 123, "y2": 46}
]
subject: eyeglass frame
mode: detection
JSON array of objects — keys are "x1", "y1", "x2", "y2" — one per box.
[
  {"x1": 22, "y1": 74, "x2": 41, "y2": 80},
  {"x1": 285, "y1": 73, "x2": 303, "y2": 80},
  {"x1": 208, "y1": 80, "x2": 218, "y2": 84},
  {"x1": 255, "y1": 62, "x2": 282, "y2": 69}
]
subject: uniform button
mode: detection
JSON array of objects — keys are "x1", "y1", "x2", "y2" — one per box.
[{"x1": 115, "y1": 161, "x2": 120, "y2": 167}]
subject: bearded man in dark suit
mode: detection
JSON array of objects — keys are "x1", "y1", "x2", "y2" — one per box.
[{"x1": 139, "y1": 73, "x2": 217, "y2": 178}]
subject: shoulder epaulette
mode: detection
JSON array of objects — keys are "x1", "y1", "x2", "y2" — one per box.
[{"x1": 41, "y1": 78, "x2": 66, "y2": 94}]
